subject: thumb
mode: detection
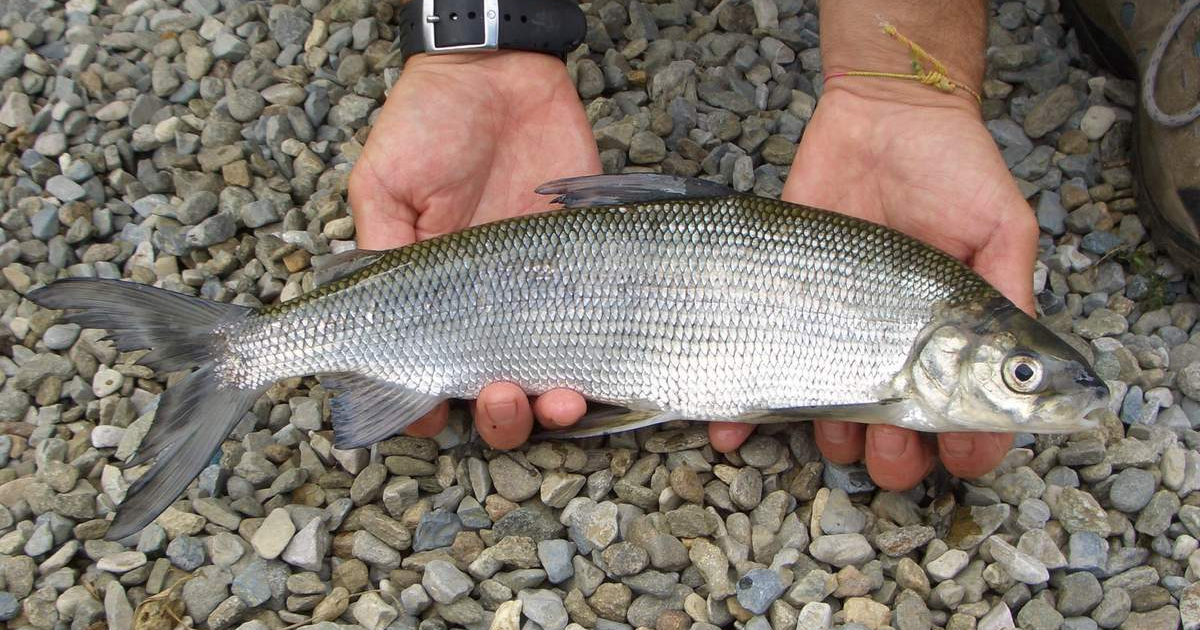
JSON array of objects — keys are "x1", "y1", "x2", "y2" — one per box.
[
  {"x1": 348, "y1": 157, "x2": 419, "y2": 250},
  {"x1": 970, "y1": 193, "x2": 1038, "y2": 316}
]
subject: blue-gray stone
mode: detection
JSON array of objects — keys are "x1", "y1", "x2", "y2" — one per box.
[
  {"x1": 31, "y1": 206, "x2": 59, "y2": 240},
  {"x1": 232, "y1": 559, "x2": 289, "y2": 607},
  {"x1": 823, "y1": 461, "x2": 876, "y2": 494},
  {"x1": 1013, "y1": 145, "x2": 1054, "y2": 180},
  {"x1": 1105, "y1": 546, "x2": 1149, "y2": 575},
  {"x1": 537, "y1": 539, "x2": 575, "y2": 584},
  {"x1": 735, "y1": 568, "x2": 786, "y2": 615},
  {"x1": 1058, "y1": 154, "x2": 1099, "y2": 184},
  {"x1": 997, "y1": 1, "x2": 1025, "y2": 28},
  {"x1": 1120, "y1": 386, "x2": 1144, "y2": 425},
  {"x1": 413, "y1": 509, "x2": 462, "y2": 552},
  {"x1": 1036, "y1": 191, "x2": 1067, "y2": 236},
  {"x1": 457, "y1": 496, "x2": 491, "y2": 530},
  {"x1": 492, "y1": 506, "x2": 566, "y2": 542},
  {"x1": 1067, "y1": 532, "x2": 1107, "y2": 576},
  {"x1": 987, "y1": 118, "x2": 1033, "y2": 151},
  {"x1": 0, "y1": 592, "x2": 17, "y2": 621},
  {"x1": 167, "y1": 536, "x2": 206, "y2": 571},
  {"x1": 1080, "y1": 231, "x2": 1123, "y2": 255},
  {"x1": 1108, "y1": 468, "x2": 1154, "y2": 513}
]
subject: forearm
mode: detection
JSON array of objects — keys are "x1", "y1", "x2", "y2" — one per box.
[{"x1": 819, "y1": 0, "x2": 988, "y2": 107}]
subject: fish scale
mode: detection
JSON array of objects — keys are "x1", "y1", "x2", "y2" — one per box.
[{"x1": 222, "y1": 196, "x2": 994, "y2": 419}]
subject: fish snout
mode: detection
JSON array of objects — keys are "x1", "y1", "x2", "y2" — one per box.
[{"x1": 1073, "y1": 365, "x2": 1109, "y2": 401}]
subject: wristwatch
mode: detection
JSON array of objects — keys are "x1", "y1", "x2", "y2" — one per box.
[{"x1": 397, "y1": 0, "x2": 587, "y2": 58}]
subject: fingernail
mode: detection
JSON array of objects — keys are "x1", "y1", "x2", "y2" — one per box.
[
  {"x1": 872, "y1": 428, "x2": 909, "y2": 457},
  {"x1": 485, "y1": 400, "x2": 517, "y2": 426},
  {"x1": 941, "y1": 434, "x2": 974, "y2": 458},
  {"x1": 822, "y1": 422, "x2": 852, "y2": 445}
]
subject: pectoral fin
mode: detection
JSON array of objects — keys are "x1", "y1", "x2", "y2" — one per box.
[
  {"x1": 534, "y1": 399, "x2": 913, "y2": 441},
  {"x1": 534, "y1": 407, "x2": 683, "y2": 439},
  {"x1": 731, "y1": 398, "x2": 913, "y2": 425}
]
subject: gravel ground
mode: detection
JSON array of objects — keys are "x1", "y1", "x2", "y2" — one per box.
[{"x1": 0, "y1": 0, "x2": 1198, "y2": 630}]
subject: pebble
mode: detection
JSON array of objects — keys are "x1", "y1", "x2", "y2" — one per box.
[
  {"x1": 809, "y1": 534, "x2": 874, "y2": 567},
  {"x1": 422, "y1": 559, "x2": 473, "y2": 603},
  {"x1": 538, "y1": 539, "x2": 575, "y2": 583},
  {"x1": 519, "y1": 589, "x2": 569, "y2": 630},
  {"x1": 987, "y1": 537, "x2": 1048, "y2": 585},
  {"x1": 736, "y1": 568, "x2": 787, "y2": 614},
  {"x1": 252, "y1": 508, "x2": 296, "y2": 559},
  {"x1": 1107, "y1": 467, "x2": 1155, "y2": 512}
]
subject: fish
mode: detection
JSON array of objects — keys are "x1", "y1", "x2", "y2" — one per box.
[{"x1": 26, "y1": 174, "x2": 1109, "y2": 540}]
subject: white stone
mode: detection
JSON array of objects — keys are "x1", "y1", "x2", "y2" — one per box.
[
  {"x1": 105, "y1": 581, "x2": 134, "y2": 630},
  {"x1": 352, "y1": 592, "x2": 397, "y2": 630},
  {"x1": 796, "y1": 602, "x2": 832, "y2": 630},
  {"x1": 926, "y1": 549, "x2": 970, "y2": 581},
  {"x1": 92, "y1": 367, "x2": 124, "y2": 397},
  {"x1": 1080, "y1": 105, "x2": 1117, "y2": 140},
  {"x1": 252, "y1": 508, "x2": 295, "y2": 560},
  {"x1": 977, "y1": 602, "x2": 1015, "y2": 630},
  {"x1": 0, "y1": 92, "x2": 33, "y2": 128},
  {"x1": 491, "y1": 600, "x2": 522, "y2": 630},
  {"x1": 92, "y1": 426, "x2": 126, "y2": 449}
]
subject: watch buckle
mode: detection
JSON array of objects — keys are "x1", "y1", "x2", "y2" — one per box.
[{"x1": 422, "y1": 0, "x2": 500, "y2": 53}]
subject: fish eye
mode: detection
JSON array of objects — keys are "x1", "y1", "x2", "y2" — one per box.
[{"x1": 1003, "y1": 355, "x2": 1043, "y2": 393}]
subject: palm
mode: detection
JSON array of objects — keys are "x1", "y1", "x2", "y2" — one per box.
[
  {"x1": 349, "y1": 52, "x2": 601, "y2": 250},
  {"x1": 763, "y1": 86, "x2": 1039, "y2": 488},
  {"x1": 783, "y1": 89, "x2": 1037, "y2": 310}
]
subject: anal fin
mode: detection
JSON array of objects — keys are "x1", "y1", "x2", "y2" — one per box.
[{"x1": 319, "y1": 372, "x2": 442, "y2": 449}]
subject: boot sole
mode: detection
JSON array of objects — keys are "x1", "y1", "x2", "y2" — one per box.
[{"x1": 1061, "y1": 0, "x2": 1200, "y2": 277}]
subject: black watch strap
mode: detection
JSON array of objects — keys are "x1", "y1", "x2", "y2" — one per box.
[{"x1": 398, "y1": 0, "x2": 587, "y2": 58}]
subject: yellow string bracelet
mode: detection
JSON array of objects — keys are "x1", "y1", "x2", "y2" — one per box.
[{"x1": 823, "y1": 23, "x2": 983, "y2": 105}]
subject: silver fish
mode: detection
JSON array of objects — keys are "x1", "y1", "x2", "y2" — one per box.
[{"x1": 28, "y1": 174, "x2": 1108, "y2": 539}]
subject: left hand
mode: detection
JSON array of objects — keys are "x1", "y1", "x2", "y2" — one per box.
[{"x1": 708, "y1": 81, "x2": 1037, "y2": 490}]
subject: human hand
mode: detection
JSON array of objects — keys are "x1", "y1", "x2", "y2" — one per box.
[
  {"x1": 708, "y1": 80, "x2": 1037, "y2": 490},
  {"x1": 348, "y1": 51, "x2": 600, "y2": 449}
]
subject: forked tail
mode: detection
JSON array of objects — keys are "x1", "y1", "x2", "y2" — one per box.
[{"x1": 28, "y1": 279, "x2": 264, "y2": 541}]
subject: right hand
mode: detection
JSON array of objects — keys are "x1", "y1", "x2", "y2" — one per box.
[{"x1": 348, "y1": 51, "x2": 600, "y2": 449}]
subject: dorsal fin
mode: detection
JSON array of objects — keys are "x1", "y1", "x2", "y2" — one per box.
[
  {"x1": 535, "y1": 174, "x2": 737, "y2": 208},
  {"x1": 313, "y1": 249, "x2": 385, "y2": 287}
]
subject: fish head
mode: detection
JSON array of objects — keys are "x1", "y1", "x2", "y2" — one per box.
[{"x1": 906, "y1": 296, "x2": 1110, "y2": 433}]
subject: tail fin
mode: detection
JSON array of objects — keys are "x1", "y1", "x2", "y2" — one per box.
[{"x1": 28, "y1": 279, "x2": 264, "y2": 541}]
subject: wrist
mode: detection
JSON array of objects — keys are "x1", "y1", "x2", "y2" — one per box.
[
  {"x1": 818, "y1": 1, "x2": 986, "y2": 114},
  {"x1": 819, "y1": 74, "x2": 982, "y2": 117}
]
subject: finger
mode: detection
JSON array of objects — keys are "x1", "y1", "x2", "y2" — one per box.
[
  {"x1": 938, "y1": 432, "x2": 1014, "y2": 480},
  {"x1": 405, "y1": 402, "x2": 448, "y2": 438},
  {"x1": 864, "y1": 425, "x2": 935, "y2": 491},
  {"x1": 708, "y1": 422, "x2": 756, "y2": 453},
  {"x1": 814, "y1": 421, "x2": 866, "y2": 464},
  {"x1": 532, "y1": 389, "x2": 588, "y2": 429},
  {"x1": 473, "y1": 382, "x2": 533, "y2": 450}
]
